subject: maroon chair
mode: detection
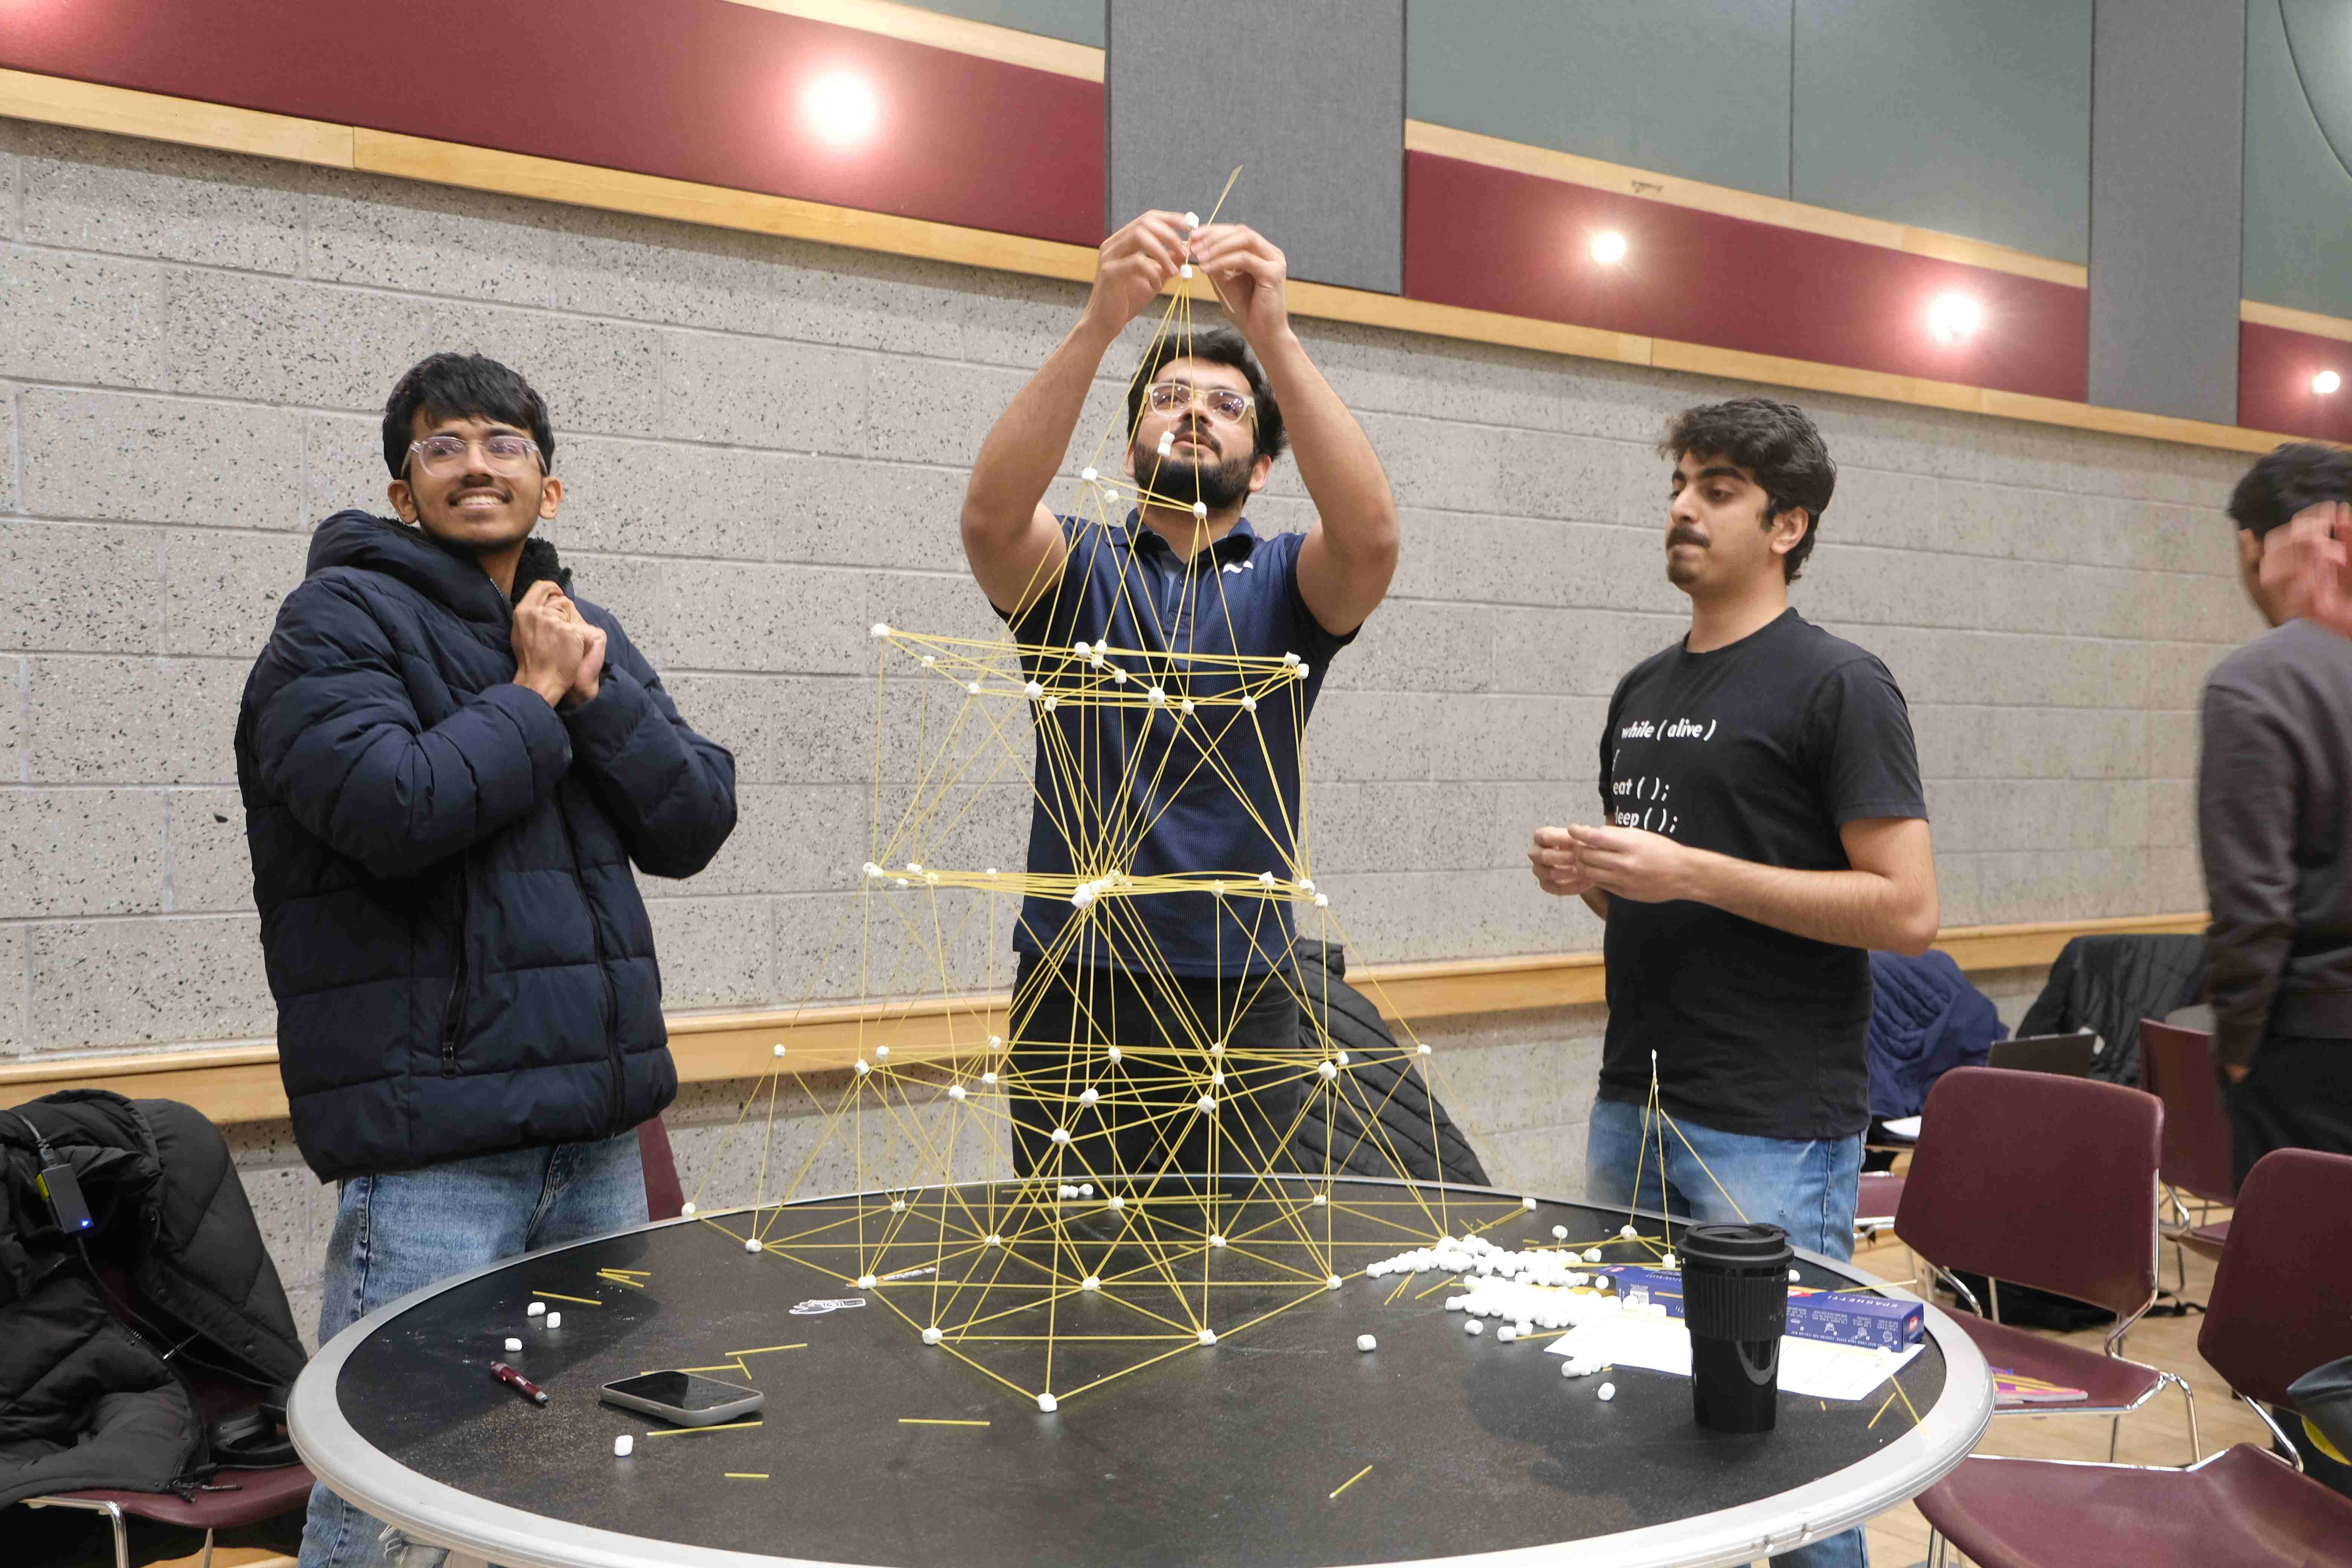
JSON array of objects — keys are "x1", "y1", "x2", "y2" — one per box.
[
  {"x1": 2138, "y1": 1020, "x2": 2235, "y2": 1270},
  {"x1": 640, "y1": 1112, "x2": 686, "y2": 1220},
  {"x1": 25, "y1": 1462, "x2": 316, "y2": 1568},
  {"x1": 1917, "y1": 1148, "x2": 2352, "y2": 1567},
  {"x1": 1893, "y1": 1066, "x2": 2196, "y2": 1461}
]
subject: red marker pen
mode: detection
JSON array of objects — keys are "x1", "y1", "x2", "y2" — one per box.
[{"x1": 490, "y1": 1361, "x2": 548, "y2": 1406}]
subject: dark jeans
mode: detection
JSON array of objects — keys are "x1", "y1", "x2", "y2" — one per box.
[
  {"x1": 2226, "y1": 1034, "x2": 2352, "y2": 1188},
  {"x1": 1007, "y1": 955, "x2": 1305, "y2": 1187}
]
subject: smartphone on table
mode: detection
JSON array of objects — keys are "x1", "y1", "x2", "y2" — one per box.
[{"x1": 599, "y1": 1370, "x2": 764, "y2": 1426}]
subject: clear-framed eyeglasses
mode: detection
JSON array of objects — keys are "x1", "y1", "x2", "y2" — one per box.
[
  {"x1": 406, "y1": 433, "x2": 544, "y2": 478},
  {"x1": 1145, "y1": 381, "x2": 1256, "y2": 424}
]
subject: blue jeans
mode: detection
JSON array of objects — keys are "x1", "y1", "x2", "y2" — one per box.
[
  {"x1": 299, "y1": 1132, "x2": 647, "y2": 1568},
  {"x1": 1586, "y1": 1097, "x2": 1868, "y2": 1568}
]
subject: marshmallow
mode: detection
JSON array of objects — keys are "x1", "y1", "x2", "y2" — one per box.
[
  {"x1": 1079, "y1": 1184, "x2": 1095, "y2": 1197},
  {"x1": 1311, "y1": 1192, "x2": 1328, "y2": 1207},
  {"x1": 1211, "y1": 1041, "x2": 1226, "y2": 1057},
  {"x1": 1076, "y1": 1087, "x2": 1099, "y2": 1106},
  {"x1": 870, "y1": 623, "x2": 890, "y2": 637},
  {"x1": 681, "y1": 1202, "x2": 697, "y2": 1216},
  {"x1": 1197, "y1": 1095, "x2": 1217, "y2": 1113},
  {"x1": 922, "y1": 1327, "x2": 942, "y2": 1345},
  {"x1": 1465, "y1": 1319, "x2": 1484, "y2": 1336},
  {"x1": 1357, "y1": 1334, "x2": 1378, "y2": 1352},
  {"x1": 1418, "y1": 1044, "x2": 1433, "y2": 1056},
  {"x1": 965, "y1": 681, "x2": 981, "y2": 695},
  {"x1": 773, "y1": 1043, "x2": 789, "y2": 1059},
  {"x1": 1619, "y1": 1225, "x2": 1639, "y2": 1239},
  {"x1": 1050, "y1": 1127, "x2": 1072, "y2": 1145},
  {"x1": 1037, "y1": 1393, "x2": 1058, "y2": 1413},
  {"x1": 1283, "y1": 652, "x2": 1302, "y2": 668},
  {"x1": 547, "y1": 1312, "x2": 562, "y2": 1328},
  {"x1": 855, "y1": 1059, "x2": 871, "y2": 1075},
  {"x1": 1112, "y1": 668, "x2": 1129, "y2": 684},
  {"x1": 1059, "y1": 1185, "x2": 1079, "y2": 1200},
  {"x1": 988, "y1": 1035, "x2": 1005, "y2": 1050},
  {"x1": 1317, "y1": 1061, "x2": 1338, "y2": 1080},
  {"x1": 1107, "y1": 1194, "x2": 1126, "y2": 1211},
  {"x1": 1184, "y1": 211, "x2": 1200, "y2": 228},
  {"x1": 1180, "y1": 698, "x2": 1196, "y2": 715},
  {"x1": 1074, "y1": 640, "x2": 1092, "y2": 655},
  {"x1": 1597, "y1": 1383, "x2": 1616, "y2": 1402},
  {"x1": 1522, "y1": 1197, "x2": 1538, "y2": 1211},
  {"x1": 1241, "y1": 697, "x2": 1257, "y2": 712},
  {"x1": 1584, "y1": 1248, "x2": 1603, "y2": 1263},
  {"x1": 920, "y1": 654, "x2": 936, "y2": 667},
  {"x1": 875, "y1": 1044, "x2": 890, "y2": 1059},
  {"x1": 949, "y1": 1085, "x2": 967, "y2": 1101},
  {"x1": 1209, "y1": 1234, "x2": 1227, "y2": 1248},
  {"x1": 1661, "y1": 1251, "x2": 1678, "y2": 1269},
  {"x1": 1789, "y1": 1268, "x2": 1802, "y2": 1283},
  {"x1": 856, "y1": 1274, "x2": 877, "y2": 1289},
  {"x1": 982, "y1": 1071, "x2": 998, "y2": 1086},
  {"x1": 527, "y1": 1302, "x2": 547, "y2": 1317},
  {"x1": 1148, "y1": 686, "x2": 1167, "y2": 706},
  {"x1": 1026, "y1": 680, "x2": 1044, "y2": 698},
  {"x1": 1553, "y1": 1225, "x2": 1570, "y2": 1240},
  {"x1": 1081, "y1": 1275, "x2": 1101, "y2": 1292},
  {"x1": 1197, "y1": 1329, "x2": 1217, "y2": 1346},
  {"x1": 1258, "y1": 871, "x2": 1277, "y2": 888},
  {"x1": 1326, "y1": 1275, "x2": 1343, "y2": 1291},
  {"x1": 1210, "y1": 1070, "x2": 1226, "y2": 1087},
  {"x1": 744, "y1": 1239, "x2": 762, "y2": 1254},
  {"x1": 614, "y1": 1435, "x2": 635, "y2": 1456},
  {"x1": 985, "y1": 1233, "x2": 1003, "y2": 1247},
  {"x1": 890, "y1": 1199, "x2": 907, "y2": 1213},
  {"x1": 1192, "y1": 501, "x2": 1208, "y2": 519},
  {"x1": 505, "y1": 1337, "x2": 522, "y2": 1351},
  {"x1": 1313, "y1": 894, "x2": 1329, "y2": 907},
  {"x1": 864, "y1": 862, "x2": 883, "y2": 879},
  {"x1": 1497, "y1": 1326, "x2": 1517, "y2": 1343},
  {"x1": 1179, "y1": 263, "x2": 1193, "y2": 279},
  {"x1": 1106, "y1": 1045, "x2": 1121, "y2": 1063}
]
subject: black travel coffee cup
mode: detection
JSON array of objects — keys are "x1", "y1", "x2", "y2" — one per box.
[{"x1": 1678, "y1": 1222, "x2": 1795, "y2": 1433}]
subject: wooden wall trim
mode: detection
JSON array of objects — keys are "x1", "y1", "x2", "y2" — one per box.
[
  {"x1": 2241, "y1": 297, "x2": 2352, "y2": 347},
  {"x1": 719, "y1": 0, "x2": 1104, "y2": 80},
  {"x1": 0, "y1": 914, "x2": 2205, "y2": 1124},
  {"x1": 1403, "y1": 121, "x2": 2090, "y2": 289},
  {"x1": 0, "y1": 69, "x2": 2295, "y2": 456}
]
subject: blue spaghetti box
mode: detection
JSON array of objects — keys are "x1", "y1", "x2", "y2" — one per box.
[{"x1": 1600, "y1": 1265, "x2": 1922, "y2": 1350}]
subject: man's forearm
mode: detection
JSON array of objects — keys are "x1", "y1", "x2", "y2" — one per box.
[
  {"x1": 1253, "y1": 328, "x2": 1395, "y2": 562},
  {"x1": 1684, "y1": 851, "x2": 1931, "y2": 953},
  {"x1": 1581, "y1": 890, "x2": 1609, "y2": 920},
  {"x1": 962, "y1": 314, "x2": 1118, "y2": 542}
]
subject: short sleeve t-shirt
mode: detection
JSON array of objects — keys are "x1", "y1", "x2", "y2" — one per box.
[
  {"x1": 1001, "y1": 514, "x2": 1355, "y2": 977},
  {"x1": 1596, "y1": 609, "x2": 1927, "y2": 1140}
]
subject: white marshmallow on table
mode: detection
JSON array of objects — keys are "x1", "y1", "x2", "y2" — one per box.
[
  {"x1": 744, "y1": 1238, "x2": 763, "y2": 1253},
  {"x1": 546, "y1": 1313, "x2": 562, "y2": 1328},
  {"x1": 1790, "y1": 1268, "x2": 1802, "y2": 1283},
  {"x1": 1661, "y1": 1252, "x2": 1677, "y2": 1269},
  {"x1": 922, "y1": 1327, "x2": 942, "y2": 1345},
  {"x1": 1597, "y1": 1383, "x2": 1616, "y2": 1402},
  {"x1": 504, "y1": 1337, "x2": 522, "y2": 1352},
  {"x1": 1311, "y1": 1193, "x2": 1327, "y2": 1207},
  {"x1": 1107, "y1": 1194, "x2": 1126, "y2": 1211},
  {"x1": 1516, "y1": 1320, "x2": 1534, "y2": 1337},
  {"x1": 1326, "y1": 1275, "x2": 1343, "y2": 1291},
  {"x1": 965, "y1": 681, "x2": 981, "y2": 695},
  {"x1": 1080, "y1": 472, "x2": 1096, "y2": 487},
  {"x1": 1496, "y1": 1326, "x2": 1517, "y2": 1343},
  {"x1": 1553, "y1": 1225, "x2": 1570, "y2": 1240},
  {"x1": 1464, "y1": 1319, "x2": 1483, "y2": 1336},
  {"x1": 1444, "y1": 1297, "x2": 1464, "y2": 1311},
  {"x1": 1081, "y1": 1276, "x2": 1101, "y2": 1292},
  {"x1": 985, "y1": 1233, "x2": 1003, "y2": 1247},
  {"x1": 1079, "y1": 1184, "x2": 1095, "y2": 1197},
  {"x1": 857, "y1": 1274, "x2": 877, "y2": 1289},
  {"x1": 527, "y1": 1302, "x2": 547, "y2": 1318},
  {"x1": 1619, "y1": 1225, "x2": 1638, "y2": 1239},
  {"x1": 1037, "y1": 1393, "x2": 1058, "y2": 1413},
  {"x1": 1584, "y1": 1248, "x2": 1603, "y2": 1263},
  {"x1": 1208, "y1": 1234, "x2": 1227, "y2": 1248},
  {"x1": 1356, "y1": 1334, "x2": 1378, "y2": 1352},
  {"x1": 890, "y1": 1199, "x2": 907, "y2": 1213},
  {"x1": 870, "y1": 623, "x2": 890, "y2": 638},
  {"x1": 1059, "y1": 1185, "x2": 1080, "y2": 1200},
  {"x1": 1197, "y1": 1329, "x2": 1217, "y2": 1345},
  {"x1": 614, "y1": 1435, "x2": 634, "y2": 1457}
]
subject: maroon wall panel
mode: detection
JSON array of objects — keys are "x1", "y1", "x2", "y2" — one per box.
[
  {"x1": 2239, "y1": 323, "x2": 2352, "y2": 443},
  {"x1": 1406, "y1": 153, "x2": 2088, "y2": 404},
  {"x1": 0, "y1": 0, "x2": 1102, "y2": 244}
]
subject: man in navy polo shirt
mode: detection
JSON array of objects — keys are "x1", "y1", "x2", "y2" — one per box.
[{"x1": 959, "y1": 212, "x2": 1398, "y2": 1186}]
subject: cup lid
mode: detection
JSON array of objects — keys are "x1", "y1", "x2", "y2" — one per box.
[{"x1": 1678, "y1": 1222, "x2": 1793, "y2": 1266}]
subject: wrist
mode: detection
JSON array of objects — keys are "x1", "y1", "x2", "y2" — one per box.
[
  {"x1": 515, "y1": 673, "x2": 569, "y2": 707},
  {"x1": 1069, "y1": 308, "x2": 1124, "y2": 358},
  {"x1": 1671, "y1": 845, "x2": 1715, "y2": 905}
]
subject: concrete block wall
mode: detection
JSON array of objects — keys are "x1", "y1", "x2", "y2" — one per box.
[{"x1": 0, "y1": 119, "x2": 2256, "y2": 1338}]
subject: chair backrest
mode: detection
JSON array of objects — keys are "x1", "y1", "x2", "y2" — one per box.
[
  {"x1": 1894, "y1": 1066, "x2": 2160, "y2": 1320},
  {"x1": 2201, "y1": 1148, "x2": 2352, "y2": 1407},
  {"x1": 2137, "y1": 1019, "x2": 2239, "y2": 1205},
  {"x1": 638, "y1": 1115, "x2": 684, "y2": 1221}
]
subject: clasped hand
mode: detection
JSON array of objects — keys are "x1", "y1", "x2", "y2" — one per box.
[
  {"x1": 511, "y1": 579, "x2": 605, "y2": 709},
  {"x1": 1083, "y1": 211, "x2": 1291, "y2": 346},
  {"x1": 2259, "y1": 499, "x2": 2352, "y2": 638},
  {"x1": 1528, "y1": 822, "x2": 1697, "y2": 904}
]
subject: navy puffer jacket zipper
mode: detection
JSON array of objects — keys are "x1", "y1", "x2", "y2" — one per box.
[{"x1": 235, "y1": 512, "x2": 736, "y2": 1180}]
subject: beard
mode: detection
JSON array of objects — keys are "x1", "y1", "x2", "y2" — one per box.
[
  {"x1": 1133, "y1": 438, "x2": 1253, "y2": 512},
  {"x1": 1664, "y1": 524, "x2": 1708, "y2": 587}
]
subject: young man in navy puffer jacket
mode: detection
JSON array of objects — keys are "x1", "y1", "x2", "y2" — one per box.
[{"x1": 236, "y1": 353, "x2": 736, "y2": 1568}]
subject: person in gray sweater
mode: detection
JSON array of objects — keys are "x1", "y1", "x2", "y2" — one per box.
[{"x1": 2201, "y1": 443, "x2": 2352, "y2": 1184}]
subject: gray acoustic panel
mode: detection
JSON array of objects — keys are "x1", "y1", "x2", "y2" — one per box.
[
  {"x1": 2088, "y1": 0, "x2": 2245, "y2": 424},
  {"x1": 1107, "y1": 0, "x2": 1402, "y2": 294}
]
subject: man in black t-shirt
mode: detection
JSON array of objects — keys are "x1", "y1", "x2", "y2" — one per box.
[
  {"x1": 1529, "y1": 399, "x2": 1935, "y2": 1238},
  {"x1": 1530, "y1": 401, "x2": 1932, "y2": 1568}
]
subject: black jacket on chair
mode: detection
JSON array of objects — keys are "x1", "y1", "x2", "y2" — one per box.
[
  {"x1": 2019, "y1": 934, "x2": 2208, "y2": 1089},
  {"x1": 236, "y1": 513, "x2": 736, "y2": 1180},
  {"x1": 0, "y1": 1092, "x2": 306, "y2": 1510}
]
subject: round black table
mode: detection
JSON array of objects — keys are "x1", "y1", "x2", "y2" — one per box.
[{"x1": 291, "y1": 1176, "x2": 1989, "y2": 1567}]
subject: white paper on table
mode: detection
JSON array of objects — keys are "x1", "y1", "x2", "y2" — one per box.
[{"x1": 1544, "y1": 1314, "x2": 1924, "y2": 1401}]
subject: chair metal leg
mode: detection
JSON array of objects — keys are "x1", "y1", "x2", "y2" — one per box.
[
  {"x1": 199, "y1": 1527, "x2": 216, "y2": 1568},
  {"x1": 2109, "y1": 1412, "x2": 2122, "y2": 1462},
  {"x1": 2169, "y1": 1369, "x2": 2202, "y2": 1462}
]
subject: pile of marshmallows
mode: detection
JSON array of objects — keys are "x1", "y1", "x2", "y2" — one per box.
[{"x1": 1365, "y1": 1232, "x2": 1658, "y2": 1386}]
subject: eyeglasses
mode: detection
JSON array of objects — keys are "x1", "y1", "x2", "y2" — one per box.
[
  {"x1": 406, "y1": 433, "x2": 544, "y2": 478},
  {"x1": 1145, "y1": 381, "x2": 1256, "y2": 424}
]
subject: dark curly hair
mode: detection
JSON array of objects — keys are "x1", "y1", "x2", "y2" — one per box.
[
  {"x1": 1659, "y1": 398, "x2": 1836, "y2": 582},
  {"x1": 1126, "y1": 326, "x2": 1288, "y2": 466},
  {"x1": 2226, "y1": 441, "x2": 2352, "y2": 540},
  {"x1": 382, "y1": 352, "x2": 555, "y2": 479}
]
